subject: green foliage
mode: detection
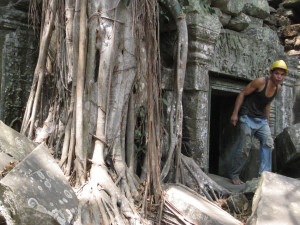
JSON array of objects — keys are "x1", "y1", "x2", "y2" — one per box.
[{"x1": 162, "y1": 98, "x2": 169, "y2": 106}]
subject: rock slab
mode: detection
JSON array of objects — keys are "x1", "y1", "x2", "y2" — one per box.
[
  {"x1": 274, "y1": 123, "x2": 300, "y2": 175},
  {"x1": 164, "y1": 184, "x2": 243, "y2": 225},
  {"x1": 0, "y1": 144, "x2": 78, "y2": 225},
  {"x1": 247, "y1": 171, "x2": 300, "y2": 225},
  {"x1": 0, "y1": 120, "x2": 37, "y2": 161}
]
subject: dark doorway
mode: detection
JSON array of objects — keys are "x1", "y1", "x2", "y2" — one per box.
[{"x1": 209, "y1": 89, "x2": 238, "y2": 177}]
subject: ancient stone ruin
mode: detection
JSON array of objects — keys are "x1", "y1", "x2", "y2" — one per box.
[
  {"x1": 0, "y1": 0, "x2": 38, "y2": 131},
  {"x1": 1, "y1": 0, "x2": 300, "y2": 224},
  {"x1": 0, "y1": 121, "x2": 78, "y2": 224},
  {"x1": 160, "y1": 0, "x2": 299, "y2": 183}
]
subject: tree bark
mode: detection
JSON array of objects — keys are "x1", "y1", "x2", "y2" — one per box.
[
  {"x1": 159, "y1": 0, "x2": 188, "y2": 183},
  {"x1": 21, "y1": 0, "x2": 57, "y2": 138},
  {"x1": 75, "y1": 0, "x2": 88, "y2": 185}
]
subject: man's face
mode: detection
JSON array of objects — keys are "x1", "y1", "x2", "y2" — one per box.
[{"x1": 270, "y1": 68, "x2": 286, "y2": 85}]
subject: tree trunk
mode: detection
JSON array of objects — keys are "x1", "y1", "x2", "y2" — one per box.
[
  {"x1": 75, "y1": 0, "x2": 88, "y2": 185},
  {"x1": 22, "y1": 0, "x2": 231, "y2": 223},
  {"x1": 21, "y1": 0, "x2": 57, "y2": 138}
]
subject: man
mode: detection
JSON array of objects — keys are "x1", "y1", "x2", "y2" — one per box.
[{"x1": 229, "y1": 60, "x2": 288, "y2": 185}]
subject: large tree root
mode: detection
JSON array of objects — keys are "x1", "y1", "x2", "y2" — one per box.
[
  {"x1": 181, "y1": 154, "x2": 230, "y2": 200},
  {"x1": 75, "y1": 165, "x2": 148, "y2": 225}
]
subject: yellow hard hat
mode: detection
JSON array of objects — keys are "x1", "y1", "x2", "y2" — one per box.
[{"x1": 270, "y1": 60, "x2": 288, "y2": 73}]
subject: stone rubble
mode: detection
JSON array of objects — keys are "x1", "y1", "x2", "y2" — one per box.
[
  {"x1": 247, "y1": 171, "x2": 300, "y2": 225},
  {"x1": 0, "y1": 121, "x2": 78, "y2": 225}
]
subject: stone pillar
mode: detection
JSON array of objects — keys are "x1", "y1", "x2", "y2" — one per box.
[
  {"x1": 294, "y1": 79, "x2": 300, "y2": 124},
  {"x1": 0, "y1": 3, "x2": 38, "y2": 131},
  {"x1": 182, "y1": 10, "x2": 221, "y2": 171},
  {"x1": 276, "y1": 75, "x2": 298, "y2": 133}
]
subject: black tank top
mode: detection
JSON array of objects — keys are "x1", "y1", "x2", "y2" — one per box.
[{"x1": 239, "y1": 77, "x2": 277, "y2": 119}]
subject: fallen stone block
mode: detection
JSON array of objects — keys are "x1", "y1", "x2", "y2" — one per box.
[
  {"x1": 274, "y1": 123, "x2": 300, "y2": 176},
  {"x1": 226, "y1": 13, "x2": 251, "y2": 32},
  {"x1": 164, "y1": 184, "x2": 243, "y2": 225},
  {"x1": 247, "y1": 171, "x2": 300, "y2": 225},
  {"x1": 0, "y1": 120, "x2": 37, "y2": 161},
  {"x1": 212, "y1": 0, "x2": 245, "y2": 16},
  {"x1": 0, "y1": 152, "x2": 17, "y2": 171},
  {"x1": 242, "y1": 0, "x2": 270, "y2": 19},
  {"x1": 0, "y1": 144, "x2": 78, "y2": 225}
]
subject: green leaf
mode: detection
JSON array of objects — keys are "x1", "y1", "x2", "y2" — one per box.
[{"x1": 162, "y1": 98, "x2": 169, "y2": 106}]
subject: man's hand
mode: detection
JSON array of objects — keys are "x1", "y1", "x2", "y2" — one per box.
[{"x1": 231, "y1": 114, "x2": 238, "y2": 126}]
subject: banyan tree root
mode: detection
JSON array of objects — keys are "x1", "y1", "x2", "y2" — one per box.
[
  {"x1": 75, "y1": 164, "x2": 149, "y2": 225},
  {"x1": 181, "y1": 154, "x2": 230, "y2": 201}
]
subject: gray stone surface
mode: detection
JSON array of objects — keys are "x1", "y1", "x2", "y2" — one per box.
[
  {"x1": 0, "y1": 1, "x2": 37, "y2": 131},
  {"x1": 183, "y1": 91, "x2": 209, "y2": 169},
  {"x1": 212, "y1": 29, "x2": 290, "y2": 79},
  {"x1": 243, "y1": 0, "x2": 270, "y2": 19},
  {"x1": 247, "y1": 171, "x2": 300, "y2": 225},
  {"x1": 0, "y1": 152, "x2": 17, "y2": 171},
  {"x1": 211, "y1": 0, "x2": 245, "y2": 16},
  {"x1": 213, "y1": 7, "x2": 231, "y2": 27},
  {"x1": 0, "y1": 120, "x2": 37, "y2": 161},
  {"x1": 226, "y1": 13, "x2": 251, "y2": 31},
  {"x1": 164, "y1": 184, "x2": 243, "y2": 225},
  {"x1": 0, "y1": 144, "x2": 78, "y2": 225},
  {"x1": 274, "y1": 123, "x2": 300, "y2": 175}
]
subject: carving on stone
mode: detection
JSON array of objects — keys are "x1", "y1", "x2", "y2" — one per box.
[
  {"x1": 213, "y1": 30, "x2": 284, "y2": 79},
  {"x1": 44, "y1": 180, "x2": 52, "y2": 189},
  {"x1": 47, "y1": 208, "x2": 66, "y2": 225},
  {"x1": 64, "y1": 190, "x2": 73, "y2": 199},
  {"x1": 28, "y1": 198, "x2": 39, "y2": 208}
]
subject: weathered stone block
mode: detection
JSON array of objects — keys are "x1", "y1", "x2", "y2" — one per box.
[
  {"x1": 0, "y1": 152, "x2": 17, "y2": 171},
  {"x1": 164, "y1": 184, "x2": 243, "y2": 225},
  {"x1": 186, "y1": 10, "x2": 221, "y2": 44},
  {"x1": 0, "y1": 144, "x2": 78, "y2": 224},
  {"x1": 161, "y1": 66, "x2": 175, "y2": 90},
  {"x1": 294, "y1": 35, "x2": 300, "y2": 49},
  {"x1": 274, "y1": 123, "x2": 300, "y2": 172},
  {"x1": 212, "y1": 29, "x2": 284, "y2": 79},
  {"x1": 284, "y1": 37, "x2": 295, "y2": 50},
  {"x1": 243, "y1": 0, "x2": 270, "y2": 19},
  {"x1": 211, "y1": 0, "x2": 245, "y2": 16},
  {"x1": 0, "y1": 120, "x2": 37, "y2": 161},
  {"x1": 182, "y1": 90, "x2": 208, "y2": 167},
  {"x1": 0, "y1": 29, "x2": 37, "y2": 130},
  {"x1": 184, "y1": 63, "x2": 209, "y2": 91},
  {"x1": 183, "y1": 91, "x2": 208, "y2": 120},
  {"x1": 247, "y1": 172, "x2": 300, "y2": 225},
  {"x1": 213, "y1": 7, "x2": 231, "y2": 27},
  {"x1": 242, "y1": 25, "x2": 281, "y2": 45},
  {"x1": 226, "y1": 13, "x2": 251, "y2": 32},
  {"x1": 282, "y1": 24, "x2": 300, "y2": 38},
  {"x1": 287, "y1": 49, "x2": 300, "y2": 55}
]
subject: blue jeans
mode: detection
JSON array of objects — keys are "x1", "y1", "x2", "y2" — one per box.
[{"x1": 230, "y1": 115, "x2": 273, "y2": 179}]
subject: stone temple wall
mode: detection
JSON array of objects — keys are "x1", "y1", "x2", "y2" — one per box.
[
  {"x1": 161, "y1": 0, "x2": 300, "y2": 178},
  {"x1": 0, "y1": 0, "x2": 38, "y2": 131}
]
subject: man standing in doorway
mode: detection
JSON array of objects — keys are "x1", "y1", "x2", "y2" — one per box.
[{"x1": 229, "y1": 60, "x2": 288, "y2": 185}]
